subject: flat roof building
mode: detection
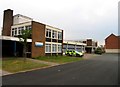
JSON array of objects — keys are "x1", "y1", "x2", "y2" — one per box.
[
  {"x1": 73, "y1": 39, "x2": 98, "y2": 53},
  {"x1": 2, "y1": 9, "x2": 63, "y2": 58},
  {"x1": 63, "y1": 40, "x2": 86, "y2": 54}
]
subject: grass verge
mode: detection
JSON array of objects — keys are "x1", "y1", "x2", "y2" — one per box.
[
  {"x1": 35, "y1": 56, "x2": 83, "y2": 64},
  {"x1": 2, "y1": 58, "x2": 48, "y2": 73}
]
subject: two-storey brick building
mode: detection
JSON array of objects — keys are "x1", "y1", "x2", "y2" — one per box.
[
  {"x1": 83, "y1": 39, "x2": 98, "y2": 53},
  {"x1": 2, "y1": 9, "x2": 63, "y2": 58},
  {"x1": 105, "y1": 33, "x2": 120, "y2": 53}
]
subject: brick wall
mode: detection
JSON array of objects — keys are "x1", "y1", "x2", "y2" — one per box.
[
  {"x1": 87, "y1": 39, "x2": 92, "y2": 46},
  {"x1": 105, "y1": 34, "x2": 120, "y2": 49},
  {"x1": 2, "y1": 9, "x2": 13, "y2": 36},
  {"x1": 31, "y1": 21, "x2": 45, "y2": 58}
]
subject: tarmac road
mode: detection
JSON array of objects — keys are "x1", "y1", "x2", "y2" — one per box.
[{"x1": 2, "y1": 54, "x2": 118, "y2": 85}]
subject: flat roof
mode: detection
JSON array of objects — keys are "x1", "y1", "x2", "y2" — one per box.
[
  {"x1": 0, "y1": 36, "x2": 32, "y2": 42},
  {"x1": 0, "y1": 36, "x2": 87, "y2": 46},
  {"x1": 63, "y1": 40, "x2": 86, "y2": 46}
]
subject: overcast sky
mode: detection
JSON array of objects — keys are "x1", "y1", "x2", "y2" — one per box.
[{"x1": 0, "y1": 0, "x2": 119, "y2": 45}]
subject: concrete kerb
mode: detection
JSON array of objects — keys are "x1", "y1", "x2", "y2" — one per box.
[
  {"x1": 2, "y1": 59, "x2": 85, "y2": 76},
  {"x1": 0, "y1": 70, "x2": 12, "y2": 76},
  {"x1": 27, "y1": 58, "x2": 59, "y2": 66},
  {"x1": 2, "y1": 58, "x2": 60, "y2": 76}
]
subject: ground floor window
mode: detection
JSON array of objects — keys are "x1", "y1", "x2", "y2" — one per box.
[
  {"x1": 45, "y1": 44, "x2": 51, "y2": 53},
  {"x1": 45, "y1": 43, "x2": 62, "y2": 53},
  {"x1": 58, "y1": 45, "x2": 62, "y2": 52},
  {"x1": 52, "y1": 44, "x2": 57, "y2": 53}
]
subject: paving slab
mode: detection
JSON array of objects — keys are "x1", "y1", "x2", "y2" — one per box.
[{"x1": 0, "y1": 70, "x2": 11, "y2": 76}]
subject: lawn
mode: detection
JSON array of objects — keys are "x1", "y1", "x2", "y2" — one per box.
[
  {"x1": 35, "y1": 56, "x2": 83, "y2": 64},
  {"x1": 0, "y1": 60, "x2": 2, "y2": 69},
  {"x1": 2, "y1": 56, "x2": 83, "y2": 73},
  {"x1": 2, "y1": 58, "x2": 48, "y2": 73}
]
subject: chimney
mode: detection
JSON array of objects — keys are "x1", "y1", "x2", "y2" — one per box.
[{"x1": 2, "y1": 9, "x2": 13, "y2": 36}]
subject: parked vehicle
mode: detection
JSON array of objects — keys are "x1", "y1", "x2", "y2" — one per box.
[
  {"x1": 65, "y1": 50, "x2": 84, "y2": 57},
  {"x1": 94, "y1": 47, "x2": 103, "y2": 55}
]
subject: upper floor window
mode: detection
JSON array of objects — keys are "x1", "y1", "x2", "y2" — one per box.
[
  {"x1": 46, "y1": 29, "x2": 51, "y2": 38},
  {"x1": 58, "y1": 32, "x2": 62, "y2": 40},
  {"x1": 18, "y1": 26, "x2": 24, "y2": 35},
  {"x1": 11, "y1": 28, "x2": 15, "y2": 36},
  {"x1": 14, "y1": 28, "x2": 17, "y2": 36},
  {"x1": 52, "y1": 30, "x2": 57, "y2": 39},
  {"x1": 25, "y1": 25, "x2": 31, "y2": 30},
  {"x1": 11, "y1": 28, "x2": 17, "y2": 36},
  {"x1": 11, "y1": 25, "x2": 32, "y2": 37}
]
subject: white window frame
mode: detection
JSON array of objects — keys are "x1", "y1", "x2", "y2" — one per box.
[
  {"x1": 18, "y1": 26, "x2": 24, "y2": 35},
  {"x1": 52, "y1": 44, "x2": 57, "y2": 53},
  {"x1": 58, "y1": 32, "x2": 62, "y2": 40},
  {"x1": 11, "y1": 28, "x2": 15, "y2": 36},
  {"x1": 14, "y1": 28, "x2": 17, "y2": 36},
  {"x1": 58, "y1": 44, "x2": 62, "y2": 53},
  {"x1": 25, "y1": 25, "x2": 31, "y2": 31},
  {"x1": 46, "y1": 29, "x2": 51, "y2": 38},
  {"x1": 52, "y1": 30, "x2": 57, "y2": 39},
  {"x1": 45, "y1": 44, "x2": 51, "y2": 53}
]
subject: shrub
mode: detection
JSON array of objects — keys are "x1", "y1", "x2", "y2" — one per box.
[{"x1": 94, "y1": 47, "x2": 103, "y2": 55}]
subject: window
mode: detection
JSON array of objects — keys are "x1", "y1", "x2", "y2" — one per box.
[
  {"x1": 25, "y1": 25, "x2": 31, "y2": 30},
  {"x1": 58, "y1": 45, "x2": 62, "y2": 52},
  {"x1": 18, "y1": 29, "x2": 21, "y2": 34},
  {"x1": 45, "y1": 44, "x2": 51, "y2": 53},
  {"x1": 68, "y1": 45, "x2": 75, "y2": 49},
  {"x1": 52, "y1": 30, "x2": 57, "y2": 39},
  {"x1": 11, "y1": 28, "x2": 15, "y2": 36},
  {"x1": 63, "y1": 44, "x2": 67, "y2": 49},
  {"x1": 11, "y1": 25, "x2": 31, "y2": 36},
  {"x1": 52, "y1": 44, "x2": 57, "y2": 53},
  {"x1": 18, "y1": 26, "x2": 24, "y2": 35},
  {"x1": 14, "y1": 28, "x2": 17, "y2": 35},
  {"x1": 58, "y1": 32, "x2": 62, "y2": 40},
  {"x1": 46, "y1": 29, "x2": 51, "y2": 38}
]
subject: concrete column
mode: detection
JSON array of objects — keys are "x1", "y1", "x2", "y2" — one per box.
[
  {"x1": 92, "y1": 47, "x2": 94, "y2": 53},
  {"x1": 14, "y1": 41, "x2": 16, "y2": 56},
  {"x1": 51, "y1": 44, "x2": 52, "y2": 56},
  {"x1": 67, "y1": 42, "x2": 68, "y2": 50},
  {"x1": 75, "y1": 44, "x2": 76, "y2": 50},
  {"x1": 83, "y1": 46, "x2": 85, "y2": 51}
]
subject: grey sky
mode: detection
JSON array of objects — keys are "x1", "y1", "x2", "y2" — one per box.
[{"x1": 0, "y1": 0, "x2": 119, "y2": 45}]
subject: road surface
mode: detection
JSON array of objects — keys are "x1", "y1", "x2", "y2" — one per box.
[{"x1": 2, "y1": 54, "x2": 118, "y2": 85}]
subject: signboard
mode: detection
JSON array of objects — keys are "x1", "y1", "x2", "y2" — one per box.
[{"x1": 35, "y1": 42, "x2": 43, "y2": 47}]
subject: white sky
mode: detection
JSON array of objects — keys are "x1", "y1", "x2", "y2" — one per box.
[{"x1": 0, "y1": 0, "x2": 119, "y2": 45}]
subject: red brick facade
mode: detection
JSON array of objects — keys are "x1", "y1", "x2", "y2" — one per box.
[
  {"x1": 86, "y1": 39, "x2": 92, "y2": 46},
  {"x1": 31, "y1": 21, "x2": 46, "y2": 58},
  {"x1": 105, "y1": 34, "x2": 120, "y2": 49},
  {"x1": 2, "y1": 9, "x2": 63, "y2": 58},
  {"x1": 82, "y1": 39, "x2": 97, "y2": 53},
  {"x1": 2, "y1": 9, "x2": 13, "y2": 36}
]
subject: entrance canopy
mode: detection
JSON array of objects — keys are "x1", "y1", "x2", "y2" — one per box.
[{"x1": 0, "y1": 35, "x2": 32, "y2": 42}]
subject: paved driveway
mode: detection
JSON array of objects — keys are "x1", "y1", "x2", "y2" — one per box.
[{"x1": 2, "y1": 54, "x2": 118, "y2": 85}]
